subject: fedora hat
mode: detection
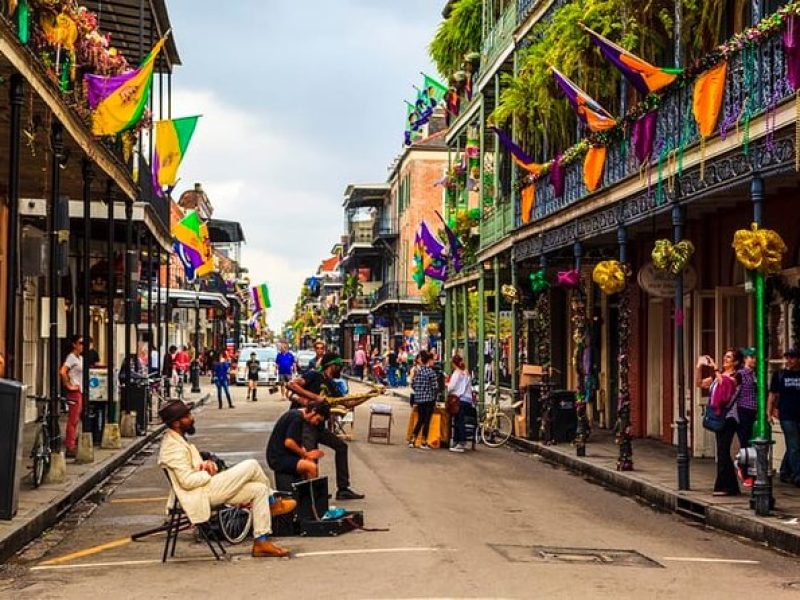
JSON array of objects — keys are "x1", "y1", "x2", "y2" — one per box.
[{"x1": 158, "y1": 399, "x2": 194, "y2": 424}]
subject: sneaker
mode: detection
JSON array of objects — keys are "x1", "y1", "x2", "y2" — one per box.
[
  {"x1": 457, "y1": 443, "x2": 469, "y2": 450},
  {"x1": 449, "y1": 446, "x2": 465, "y2": 453},
  {"x1": 420, "y1": 444, "x2": 430, "y2": 450},
  {"x1": 336, "y1": 488, "x2": 365, "y2": 500},
  {"x1": 407, "y1": 442, "x2": 415, "y2": 448}
]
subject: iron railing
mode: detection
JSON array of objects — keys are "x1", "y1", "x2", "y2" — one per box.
[
  {"x1": 374, "y1": 281, "x2": 423, "y2": 305},
  {"x1": 529, "y1": 33, "x2": 789, "y2": 222}
]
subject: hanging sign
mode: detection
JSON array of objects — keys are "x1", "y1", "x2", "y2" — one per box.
[{"x1": 637, "y1": 262, "x2": 697, "y2": 298}]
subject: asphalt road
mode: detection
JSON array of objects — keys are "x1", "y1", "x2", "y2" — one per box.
[{"x1": 2, "y1": 383, "x2": 800, "y2": 599}]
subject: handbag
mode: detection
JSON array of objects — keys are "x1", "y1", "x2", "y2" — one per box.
[
  {"x1": 702, "y1": 406, "x2": 727, "y2": 432},
  {"x1": 445, "y1": 394, "x2": 461, "y2": 416}
]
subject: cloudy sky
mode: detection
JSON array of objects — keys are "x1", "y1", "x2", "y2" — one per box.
[{"x1": 167, "y1": 1, "x2": 442, "y2": 330}]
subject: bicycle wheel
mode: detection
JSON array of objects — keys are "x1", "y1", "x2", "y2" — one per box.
[
  {"x1": 31, "y1": 427, "x2": 49, "y2": 488},
  {"x1": 481, "y1": 412, "x2": 513, "y2": 448},
  {"x1": 217, "y1": 506, "x2": 252, "y2": 544}
]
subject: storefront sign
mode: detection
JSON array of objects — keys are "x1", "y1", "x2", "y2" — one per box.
[
  {"x1": 88, "y1": 369, "x2": 108, "y2": 402},
  {"x1": 637, "y1": 262, "x2": 697, "y2": 298}
]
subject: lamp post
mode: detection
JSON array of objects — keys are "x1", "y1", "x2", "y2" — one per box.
[
  {"x1": 750, "y1": 174, "x2": 773, "y2": 515},
  {"x1": 191, "y1": 280, "x2": 201, "y2": 393}
]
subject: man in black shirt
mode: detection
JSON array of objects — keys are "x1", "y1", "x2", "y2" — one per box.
[
  {"x1": 769, "y1": 348, "x2": 800, "y2": 485},
  {"x1": 286, "y1": 353, "x2": 365, "y2": 500},
  {"x1": 246, "y1": 352, "x2": 261, "y2": 402},
  {"x1": 266, "y1": 401, "x2": 329, "y2": 480}
]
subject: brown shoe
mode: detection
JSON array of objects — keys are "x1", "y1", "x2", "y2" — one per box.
[
  {"x1": 251, "y1": 539, "x2": 290, "y2": 558},
  {"x1": 270, "y1": 498, "x2": 297, "y2": 517}
]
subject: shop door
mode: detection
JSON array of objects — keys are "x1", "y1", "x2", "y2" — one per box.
[{"x1": 646, "y1": 299, "x2": 664, "y2": 439}]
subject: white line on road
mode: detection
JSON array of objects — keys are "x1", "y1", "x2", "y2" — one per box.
[
  {"x1": 662, "y1": 557, "x2": 761, "y2": 564},
  {"x1": 30, "y1": 547, "x2": 443, "y2": 571}
]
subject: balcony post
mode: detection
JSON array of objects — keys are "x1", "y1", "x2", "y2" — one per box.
[
  {"x1": 573, "y1": 240, "x2": 589, "y2": 457},
  {"x1": 616, "y1": 224, "x2": 634, "y2": 471},
  {"x1": 105, "y1": 181, "x2": 116, "y2": 425},
  {"x1": 511, "y1": 247, "x2": 518, "y2": 402},
  {"x1": 79, "y1": 157, "x2": 95, "y2": 462},
  {"x1": 673, "y1": 196, "x2": 690, "y2": 491},
  {"x1": 5, "y1": 74, "x2": 23, "y2": 379},
  {"x1": 751, "y1": 0, "x2": 762, "y2": 24},
  {"x1": 461, "y1": 284, "x2": 469, "y2": 372},
  {"x1": 493, "y1": 256, "x2": 501, "y2": 403},
  {"x1": 147, "y1": 235, "x2": 154, "y2": 374},
  {"x1": 750, "y1": 174, "x2": 773, "y2": 515},
  {"x1": 478, "y1": 268, "x2": 486, "y2": 406},
  {"x1": 48, "y1": 121, "x2": 64, "y2": 455},
  {"x1": 123, "y1": 197, "x2": 134, "y2": 429}
]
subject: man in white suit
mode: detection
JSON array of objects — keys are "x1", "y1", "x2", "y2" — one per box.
[{"x1": 157, "y1": 399, "x2": 295, "y2": 558}]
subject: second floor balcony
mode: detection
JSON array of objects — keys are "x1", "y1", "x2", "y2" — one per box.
[
  {"x1": 372, "y1": 281, "x2": 424, "y2": 310},
  {"x1": 481, "y1": 0, "x2": 517, "y2": 77},
  {"x1": 480, "y1": 200, "x2": 515, "y2": 251}
]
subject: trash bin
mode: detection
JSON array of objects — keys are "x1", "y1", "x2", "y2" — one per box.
[
  {"x1": 0, "y1": 379, "x2": 26, "y2": 519},
  {"x1": 551, "y1": 390, "x2": 578, "y2": 444}
]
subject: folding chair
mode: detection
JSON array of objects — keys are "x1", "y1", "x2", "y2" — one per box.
[
  {"x1": 368, "y1": 403, "x2": 393, "y2": 444},
  {"x1": 131, "y1": 470, "x2": 227, "y2": 562}
]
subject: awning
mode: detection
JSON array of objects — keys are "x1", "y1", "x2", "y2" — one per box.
[
  {"x1": 208, "y1": 219, "x2": 246, "y2": 244},
  {"x1": 153, "y1": 287, "x2": 230, "y2": 309}
]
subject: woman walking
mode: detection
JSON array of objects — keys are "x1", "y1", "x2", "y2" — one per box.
[
  {"x1": 409, "y1": 351, "x2": 437, "y2": 449},
  {"x1": 214, "y1": 354, "x2": 235, "y2": 409},
  {"x1": 447, "y1": 355, "x2": 474, "y2": 453},
  {"x1": 696, "y1": 348, "x2": 742, "y2": 496}
]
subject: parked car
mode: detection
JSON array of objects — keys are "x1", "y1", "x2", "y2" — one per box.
[
  {"x1": 294, "y1": 350, "x2": 317, "y2": 372},
  {"x1": 236, "y1": 347, "x2": 278, "y2": 385}
]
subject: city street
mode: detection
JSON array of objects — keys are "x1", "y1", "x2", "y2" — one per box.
[{"x1": 2, "y1": 384, "x2": 800, "y2": 600}]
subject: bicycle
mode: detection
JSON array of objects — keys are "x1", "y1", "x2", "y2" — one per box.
[
  {"x1": 478, "y1": 389, "x2": 519, "y2": 448},
  {"x1": 27, "y1": 394, "x2": 71, "y2": 488}
]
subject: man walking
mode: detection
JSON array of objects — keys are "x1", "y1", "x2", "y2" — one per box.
[
  {"x1": 213, "y1": 354, "x2": 234, "y2": 409},
  {"x1": 769, "y1": 347, "x2": 800, "y2": 485},
  {"x1": 157, "y1": 399, "x2": 295, "y2": 557},
  {"x1": 246, "y1": 351, "x2": 260, "y2": 401},
  {"x1": 276, "y1": 342, "x2": 296, "y2": 399}
]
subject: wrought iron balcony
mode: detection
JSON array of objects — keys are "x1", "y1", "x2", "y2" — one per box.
[
  {"x1": 482, "y1": 2, "x2": 518, "y2": 71},
  {"x1": 373, "y1": 281, "x2": 423, "y2": 307},
  {"x1": 480, "y1": 200, "x2": 515, "y2": 251},
  {"x1": 528, "y1": 32, "x2": 789, "y2": 223},
  {"x1": 347, "y1": 220, "x2": 377, "y2": 247},
  {"x1": 372, "y1": 218, "x2": 399, "y2": 241}
]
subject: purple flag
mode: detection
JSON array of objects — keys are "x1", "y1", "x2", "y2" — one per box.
[
  {"x1": 551, "y1": 66, "x2": 616, "y2": 132},
  {"x1": 550, "y1": 154, "x2": 564, "y2": 197},
  {"x1": 84, "y1": 69, "x2": 140, "y2": 109},
  {"x1": 632, "y1": 111, "x2": 658, "y2": 165},
  {"x1": 419, "y1": 221, "x2": 446, "y2": 260}
]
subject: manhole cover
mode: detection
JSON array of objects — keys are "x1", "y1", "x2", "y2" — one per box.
[{"x1": 488, "y1": 544, "x2": 663, "y2": 568}]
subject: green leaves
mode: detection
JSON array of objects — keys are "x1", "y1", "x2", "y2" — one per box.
[{"x1": 429, "y1": 0, "x2": 483, "y2": 77}]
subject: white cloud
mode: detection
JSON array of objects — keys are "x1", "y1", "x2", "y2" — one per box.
[{"x1": 170, "y1": 88, "x2": 343, "y2": 329}]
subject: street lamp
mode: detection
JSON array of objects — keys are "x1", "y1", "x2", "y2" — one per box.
[{"x1": 191, "y1": 279, "x2": 201, "y2": 393}]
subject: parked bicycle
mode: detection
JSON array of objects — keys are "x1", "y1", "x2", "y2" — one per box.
[
  {"x1": 477, "y1": 388, "x2": 519, "y2": 448},
  {"x1": 27, "y1": 394, "x2": 71, "y2": 488}
]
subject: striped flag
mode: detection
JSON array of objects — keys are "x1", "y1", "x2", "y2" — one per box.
[{"x1": 251, "y1": 283, "x2": 272, "y2": 311}]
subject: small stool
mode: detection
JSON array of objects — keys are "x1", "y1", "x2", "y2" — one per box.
[{"x1": 368, "y1": 403, "x2": 393, "y2": 444}]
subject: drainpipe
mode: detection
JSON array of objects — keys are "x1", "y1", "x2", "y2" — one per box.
[
  {"x1": 5, "y1": 75, "x2": 23, "y2": 379},
  {"x1": 81, "y1": 158, "x2": 94, "y2": 445}
]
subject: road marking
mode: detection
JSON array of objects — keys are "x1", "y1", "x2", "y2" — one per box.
[
  {"x1": 38, "y1": 538, "x2": 134, "y2": 566},
  {"x1": 294, "y1": 547, "x2": 441, "y2": 558},
  {"x1": 109, "y1": 496, "x2": 168, "y2": 504},
  {"x1": 662, "y1": 557, "x2": 760, "y2": 564},
  {"x1": 31, "y1": 547, "x2": 442, "y2": 571}
]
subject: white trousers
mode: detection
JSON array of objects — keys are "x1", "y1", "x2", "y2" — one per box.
[{"x1": 207, "y1": 459, "x2": 274, "y2": 537}]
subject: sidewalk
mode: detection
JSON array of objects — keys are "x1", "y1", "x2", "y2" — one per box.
[
  {"x1": 383, "y1": 383, "x2": 800, "y2": 556},
  {"x1": 0, "y1": 386, "x2": 211, "y2": 563}
]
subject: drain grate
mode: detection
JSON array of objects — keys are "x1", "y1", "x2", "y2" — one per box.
[{"x1": 488, "y1": 544, "x2": 663, "y2": 568}]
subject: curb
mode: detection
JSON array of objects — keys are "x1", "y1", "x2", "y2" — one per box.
[
  {"x1": 0, "y1": 392, "x2": 211, "y2": 563},
  {"x1": 509, "y1": 436, "x2": 800, "y2": 557}
]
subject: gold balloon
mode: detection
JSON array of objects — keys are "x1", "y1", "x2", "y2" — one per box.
[
  {"x1": 592, "y1": 260, "x2": 626, "y2": 295},
  {"x1": 651, "y1": 239, "x2": 695, "y2": 275},
  {"x1": 732, "y1": 223, "x2": 787, "y2": 274}
]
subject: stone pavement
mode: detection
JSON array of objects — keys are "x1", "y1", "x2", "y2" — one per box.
[
  {"x1": 0, "y1": 383, "x2": 213, "y2": 562},
  {"x1": 383, "y1": 382, "x2": 800, "y2": 556}
]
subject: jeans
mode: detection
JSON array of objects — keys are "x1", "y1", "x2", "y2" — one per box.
[
  {"x1": 65, "y1": 390, "x2": 83, "y2": 452},
  {"x1": 354, "y1": 364, "x2": 365, "y2": 379},
  {"x1": 780, "y1": 419, "x2": 800, "y2": 483},
  {"x1": 736, "y1": 407, "x2": 757, "y2": 449},
  {"x1": 216, "y1": 382, "x2": 233, "y2": 408},
  {"x1": 714, "y1": 418, "x2": 740, "y2": 494},
  {"x1": 387, "y1": 366, "x2": 398, "y2": 387},
  {"x1": 411, "y1": 402, "x2": 435, "y2": 444},
  {"x1": 303, "y1": 423, "x2": 350, "y2": 490}
]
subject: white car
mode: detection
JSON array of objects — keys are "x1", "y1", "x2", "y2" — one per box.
[
  {"x1": 236, "y1": 347, "x2": 278, "y2": 385},
  {"x1": 294, "y1": 350, "x2": 317, "y2": 372}
]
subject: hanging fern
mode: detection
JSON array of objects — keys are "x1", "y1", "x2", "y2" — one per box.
[{"x1": 429, "y1": 0, "x2": 483, "y2": 77}]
